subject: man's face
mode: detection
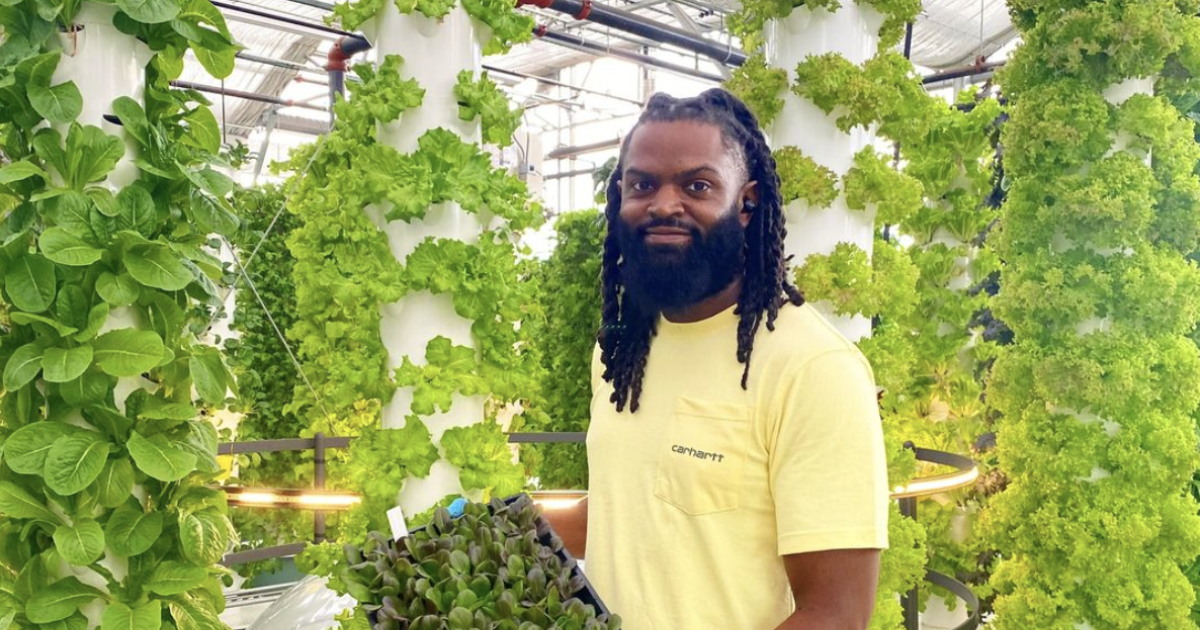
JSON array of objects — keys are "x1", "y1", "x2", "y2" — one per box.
[{"x1": 615, "y1": 120, "x2": 755, "y2": 313}]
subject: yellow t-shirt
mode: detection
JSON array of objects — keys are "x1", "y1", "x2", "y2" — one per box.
[{"x1": 585, "y1": 302, "x2": 889, "y2": 629}]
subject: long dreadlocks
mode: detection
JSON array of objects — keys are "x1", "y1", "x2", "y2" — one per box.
[{"x1": 599, "y1": 88, "x2": 804, "y2": 413}]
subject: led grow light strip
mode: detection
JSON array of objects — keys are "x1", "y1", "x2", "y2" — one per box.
[
  {"x1": 890, "y1": 467, "x2": 980, "y2": 499},
  {"x1": 221, "y1": 487, "x2": 362, "y2": 510}
]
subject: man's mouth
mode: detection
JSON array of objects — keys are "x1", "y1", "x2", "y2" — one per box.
[{"x1": 643, "y1": 226, "x2": 692, "y2": 246}]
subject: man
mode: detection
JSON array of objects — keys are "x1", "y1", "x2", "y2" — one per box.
[{"x1": 546, "y1": 89, "x2": 889, "y2": 629}]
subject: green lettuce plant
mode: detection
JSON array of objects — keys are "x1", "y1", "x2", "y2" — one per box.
[
  {"x1": 329, "y1": 0, "x2": 533, "y2": 56},
  {"x1": 454, "y1": 70, "x2": 524, "y2": 147},
  {"x1": 0, "y1": 2, "x2": 242, "y2": 628},
  {"x1": 523, "y1": 211, "x2": 605, "y2": 490},
  {"x1": 724, "y1": 54, "x2": 788, "y2": 126},
  {"x1": 280, "y1": 20, "x2": 543, "y2": 555},
  {"x1": 843, "y1": 148, "x2": 923, "y2": 226},
  {"x1": 773, "y1": 146, "x2": 839, "y2": 208},
  {"x1": 984, "y1": 2, "x2": 1200, "y2": 628}
]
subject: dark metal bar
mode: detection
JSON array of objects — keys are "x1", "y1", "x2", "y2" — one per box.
[
  {"x1": 237, "y1": 51, "x2": 324, "y2": 75},
  {"x1": 899, "y1": 496, "x2": 919, "y2": 630},
  {"x1": 547, "y1": 136, "x2": 622, "y2": 159},
  {"x1": 912, "y1": 447, "x2": 976, "y2": 472},
  {"x1": 536, "y1": 27, "x2": 723, "y2": 82},
  {"x1": 211, "y1": 0, "x2": 358, "y2": 38},
  {"x1": 220, "y1": 543, "x2": 308, "y2": 566},
  {"x1": 926, "y1": 570, "x2": 982, "y2": 630},
  {"x1": 522, "y1": 0, "x2": 745, "y2": 66},
  {"x1": 506, "y1": 432, "x2": 588, "y2": 443},
  {"x1": 217, "y1": 436, "x2": 351, "y2": 456},
  {"x1": 281, "y1": 0, "x2": 335, "y2": 9},
  {"x1": 546, "y1": 167, "x2": 597, "y2": 180},
  {"x1": 484, "y1": 65, "x2": 645, "y2": 107},
  {"x1": 922, "y1": 61, "x2": 1005, "y2": 85},
  {"x1": 171, "y1": 80, "x2": 330, "y2": 112},
  {"x1": 313, "y1": 432, "x2": 327, "y2": 543},
  {"x1": 903, "y1": 22, "x2": 914, "y2": 60}
]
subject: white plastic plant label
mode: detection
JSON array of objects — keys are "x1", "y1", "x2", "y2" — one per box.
[{"x1": 387, "y1": 505, "x2": 409, "y2": 541}]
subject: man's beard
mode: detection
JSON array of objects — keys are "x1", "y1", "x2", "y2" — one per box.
[{"x1": 615, "y1": 209, "x2": 746, "y2": 316}]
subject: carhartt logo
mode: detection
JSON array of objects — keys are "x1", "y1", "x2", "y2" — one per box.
[{"x1": 672, "y1": 445, "x2": 725, "y2": 462}]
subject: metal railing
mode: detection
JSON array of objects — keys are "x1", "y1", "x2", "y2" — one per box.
[{"x1": 218, "y1": 433, "x2": 982, "y2": 629}]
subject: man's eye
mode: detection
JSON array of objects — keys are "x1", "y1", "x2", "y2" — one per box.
[
  {"x1": 631, "y1": 181, "x2": 654, "y2": 192},
  {"x1": 686, "y1": 181, "x2": 712, "y2": 193}
]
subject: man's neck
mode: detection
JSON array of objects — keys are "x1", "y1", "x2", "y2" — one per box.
[{"x1": 662, "y1": 278, "x2": 743, "y2": 324}]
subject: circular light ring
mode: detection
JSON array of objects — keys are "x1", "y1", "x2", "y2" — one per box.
[{"x1": 890, "y1": 447, "x2": 980, "y2": 500}]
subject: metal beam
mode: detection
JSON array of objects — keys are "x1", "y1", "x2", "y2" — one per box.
[
  {"x1": 537, "y1": 26, "x2": 724, "y2": 82},
  {"x1": 547, "y1": 136, "x2": 621, "y2": 159},
  {"x1": 521, "y1": 0, "x2": 745, "y2": 66}
]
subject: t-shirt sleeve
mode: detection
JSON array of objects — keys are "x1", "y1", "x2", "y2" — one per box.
[{"x1": 768, "y1": 348, "x2": 890, "y2": 556}]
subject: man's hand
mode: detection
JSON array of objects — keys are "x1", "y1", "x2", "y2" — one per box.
[
  {"x1": 542, "y1": 497, "x2": 588, "y2": 559},
  {"x1": 773, "y1": 548, "x2": 881, "y2": 630}
]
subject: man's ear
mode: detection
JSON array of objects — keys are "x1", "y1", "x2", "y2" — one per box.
[{"x1": 738, "y1": 180, "x2": 759, "y2": 228}]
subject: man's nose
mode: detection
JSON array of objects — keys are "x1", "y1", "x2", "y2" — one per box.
[{"x1": 647, "y1": 186, "x2": 684, "y2": 219}]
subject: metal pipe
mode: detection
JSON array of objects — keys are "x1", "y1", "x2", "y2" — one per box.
[
  {"x1": 547, "y1": 136, "x2": 621, "y2": 159},
  {"x1": 313, "y1": 432, "x2": 326, "y2": 543},
  {"x1": 172, "y1": 80, "x2": 330, "y2": 111},
  {"x1": 536, "y1": 26, "x2": 723, "y2": 83},
  {"x1": 211, "y1": 0, "x2": 360, "y2": 38},
  {"x1": 520, "y1": 0, "x2": 745, "y2": 66},
  {"x1": 484, "y1": 65, "x2": 645, "y2": 106},
  {"x1": 326, "y1": 34, "x2": 374, "y2": 105},
  {"x1": 280, "y1": 0, "x2": 335, "y2": 9},
  {"x1": 922, "y1": 60, "x2": 1005, "y2": 85},
  {"x1": 237, "y1": 51, "x2": 325, "y2": 76},
  {"x1": 546, "y1": 167, "x2": 596, "y2": 180}
]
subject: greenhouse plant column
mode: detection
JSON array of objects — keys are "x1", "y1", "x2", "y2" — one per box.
[
  {"x1": 363, "y1": 2, "x2": 489, "y2": 517},
  {"x1": 0, "y1": 1, "x2": 243, "y2": 629},
  {"x1": 986, "y1": 1, "x2": 1200, "y2": 628},
  {"x1": 286, "y1": 0, "x2": 537, "y2": 541},
  {"x1": 765, "y1": 4, "x2": 883, "y2": 341}
]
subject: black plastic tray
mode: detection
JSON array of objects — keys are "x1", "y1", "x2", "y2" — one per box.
[{"x1": 375, "y1": 493, "x2": 610, "y2": 620}]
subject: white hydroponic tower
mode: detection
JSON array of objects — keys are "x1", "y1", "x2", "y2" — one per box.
[
  {"x1": 765, "y1": 5, "x2": 883, "y2": 341},
  {"x1": 362, "y1": 5, "x2": 492, "y2": 515}
]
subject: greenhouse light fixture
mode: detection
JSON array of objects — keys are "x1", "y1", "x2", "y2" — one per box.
[
  {"x1": 220, "y1": 486, "x2": 362, "y2": 511},
  {"x1": 530, "y1": 490, "x2": 587, "y2": 511},
  {"x1": 890, "y1": 467, "x2": 980, "y2": 500}
]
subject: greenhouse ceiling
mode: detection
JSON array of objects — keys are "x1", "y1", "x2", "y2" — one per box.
[{"x1": 187, "y1": 0, "x2": 1017, "y2": 149}]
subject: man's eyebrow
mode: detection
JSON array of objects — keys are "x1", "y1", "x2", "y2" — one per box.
[{"x1": 623, "y1": 165, "x2": 722, "y2": 180}]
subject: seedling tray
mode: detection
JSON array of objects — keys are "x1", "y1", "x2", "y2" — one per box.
[{"x1": 401, "y1": 493, "x2": 610, "y2": 618}]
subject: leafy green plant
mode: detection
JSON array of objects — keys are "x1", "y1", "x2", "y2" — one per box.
[
  {"x1": 773, "y1": 146, "x2": 839, "y2": 208},
  {"x1": 843, "y1": 148, "x2": 922, "y2": 225},
  {"x1": 523, "y1": 211, "x2": 604, "y2": 489},
  {"x1": 225, "y1": 184, "x2": 319, "y2": 579},
  {"x1": 329, "y1": 0, "x2": 533, "y2": 56},
  {"x1": 726, "y1": 0, "x2": 841, "y2": 51},
  {"x1": 0, "y1": 2, "x2": 242, "y2": 627},
  {"x1": 462, "y1": 0, "x2": 535, "y2": 56},
  {"x1": 984, "y1": 2, "x2": 1200, "y2": 628},
  {"x1": 455, "y1": 70, "x2": 523, "y2": 147},
  {"x1": 793, "y1": 241, "x2": 918, "y2": 318},
  {"x1": 724, "y1": 54, "x2": 788, "y2": 126},
  {"x1": 280, "y1": 18, "x2": 544, "y2": 555},
  {"x1": 316, "y1": 495, "x2": 621, "y2": 630}
]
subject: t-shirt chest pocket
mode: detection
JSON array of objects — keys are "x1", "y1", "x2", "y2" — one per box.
[{"x1": 654, "y1": 397, "x2": 753, "y2": 515}]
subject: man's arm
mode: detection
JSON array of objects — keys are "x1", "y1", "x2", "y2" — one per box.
[
  {"x1": 773, "y1": 548, "x2": 881, "y2": 630},
  {"x1": 542, "y1": 497, "x2": 588, "y2": 559}
]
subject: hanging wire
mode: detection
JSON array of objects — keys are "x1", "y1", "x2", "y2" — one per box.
[
  {"x1": 203, "y1": 133, "x2": 327, "y2": 337},
  {"x1": 221, "y1": 232, "x2": 333, "y2": 422}
]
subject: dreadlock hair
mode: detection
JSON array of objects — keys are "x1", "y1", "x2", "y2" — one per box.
[{"x1": 599, "y1": 88, "x2": 804, "y2": 413}]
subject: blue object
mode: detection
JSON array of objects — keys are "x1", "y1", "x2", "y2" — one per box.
[{"x1": 448, "y1": 497, "x2": 468, "y2": 518}]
